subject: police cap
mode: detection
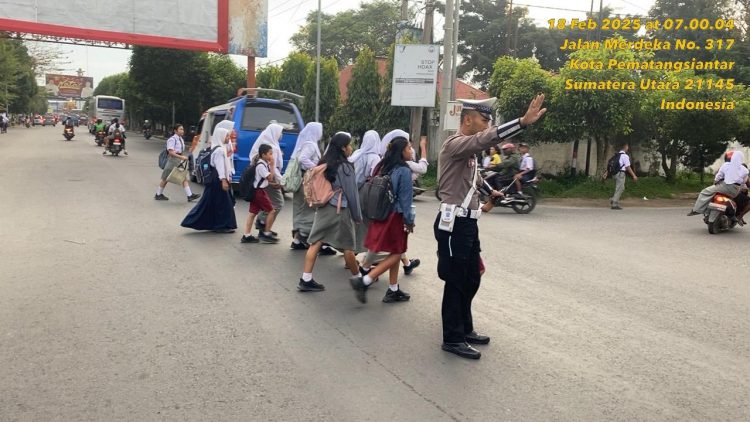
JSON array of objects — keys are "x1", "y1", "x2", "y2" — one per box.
[{"x1": 459, "y1": 97, "x2": 497, "y2": 120}]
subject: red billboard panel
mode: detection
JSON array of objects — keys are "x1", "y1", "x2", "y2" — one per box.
[{"x1": 45, "y1": 74, "x2": 95, "y2": 98}]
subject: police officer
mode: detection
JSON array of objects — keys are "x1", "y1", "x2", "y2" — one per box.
[{"x1": 435, "y1": 94, "x2": 546, "y2": 359}]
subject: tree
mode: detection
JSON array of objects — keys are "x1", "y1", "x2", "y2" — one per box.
[
  {"x1": 291, "y1": 0, "x2": 404, "y2": 66},
  {"x1": 278, "y1": 52, "x2": 312, "y2": 108},
  {"x1": 93, "y1": 72, "x2": 129, "y2": 97},
  {"x1": 302, "y1": 57, "x2": 340, "y2": 132},
  {"x1": 256, "y1": 65, "x2": 281, "y2": 90},
  {"x1": 206, "y1": 53, "x2": 246, "y2": 105},
  {"x1": 0, "y1": 39, "x2": 41, "y2": 113},
  {"x1": 550, "y1": 37, "x2": 643, "y2": 176},
  {"x1": 332, "y1": 48, "x2": 381, "y2": 139}
]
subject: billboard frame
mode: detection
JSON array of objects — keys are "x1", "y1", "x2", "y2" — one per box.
[{"x1": 0, "y1": 0, "x2": 229, "y2": 53}]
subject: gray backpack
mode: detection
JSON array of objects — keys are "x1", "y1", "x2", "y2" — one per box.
[{"x1": 359, "y1": 173, "x2": 394, "y2": 221}]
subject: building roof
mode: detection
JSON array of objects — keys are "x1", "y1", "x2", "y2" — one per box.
[{"x1": 338, "y1": 58, "x2": 489, "y2": 103}]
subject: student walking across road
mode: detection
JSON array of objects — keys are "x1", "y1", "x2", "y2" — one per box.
[
  {"x1": 155, "y1": 124, "x2": 201, "y2": 202},
  {"x1": 605, "y1": 143, "x2": 638, "y2": 210}
]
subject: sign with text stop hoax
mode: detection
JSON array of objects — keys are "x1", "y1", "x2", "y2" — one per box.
[
  {"x1": 0, "y1": 0, "x2": 267, "y2": 56},
  {"x1": 391, "y1": 44, "x2": 439, "y2": 107}
]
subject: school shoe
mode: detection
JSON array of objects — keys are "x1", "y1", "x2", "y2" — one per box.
[
  {"x1": 441, "y1": 342, "x2": 481, "y2": 360},
  {"x1": 611, "y1": 206, "x2": 623, "y2": 210},
  {"x1": 349, "y1": 275, "x2": 369, "y2": 304},
  {"x1": 255, "y1": 221, "x2": 276, "y2": 235},
  {"x1": 382, "y1": 288, "x2": 410, "y2": 303},
  {"x1": 358, "y1": 266, "x2": 371, "y2": 276},
  {"x1": 154, "y1": 194, "x2": 169, "y2": 201},
  {"x1": 319, "y1": 244, "x2": 338, "y2": 256},
  {"x1": 403, "y1": 259, "x2": 421, "y2": 275},
  {"x1": 290, "y1": 241, "x2": 309, "y2": 250},
  {"x1": 298, "y1": 278, "x2": 325, "y2": 292},
  {"x1": 258, "y1": 232, "x2": 279, "y2": 243},
  {"x1": 240, "y1": 235, "x2": 259, "y2": 243},
  {"x1": 465, "y1": 331, "x2": 491, "y2": 345},
  {"x1": 687, "y1": 210, "x2": 700, "y2": 216},
  {"x1": 187, "y1": 193, "x2": 201, "y2": 202}
]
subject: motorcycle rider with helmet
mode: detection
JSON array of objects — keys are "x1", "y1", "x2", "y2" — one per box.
[
  {"x1": 104, "y1": 118, "x2": 128, "y2": 155},
  {"x1": 486, "y1": 143, "x2": 521, "y2": 191}
]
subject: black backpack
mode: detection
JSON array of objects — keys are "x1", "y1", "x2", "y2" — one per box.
[
  {"x1": 195, "y1": 146, "x2": 220, "y2": 184},
  {"x1": 606, "y1": 152, "x2": 624, "y2": 178},
  {"x1": 239, "y1": 162, "x2": 267, "y2": 202},
  {"x1": 359, "y1": 173, "x2": 395, "y2": 221}
]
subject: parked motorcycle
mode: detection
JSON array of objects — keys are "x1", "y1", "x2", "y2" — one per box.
[
  {"x1": 143, "y1": 127, "x2": 152, "y2": 140},
  {"x1": 479, "y1": 169, "x2": 539, "y2": 214},
  {"x1": 94, "y1": 130, "x2": 106, "y2": 146},
  {"x1": 704, "y1": 193, "x2": 738, "y2": 234},
  {"x1": 63, "y1": 126, "x2": 75, "y2": 141},
  {"x1": 108, "y1": 131, "x2": 124, "y2": 156}
]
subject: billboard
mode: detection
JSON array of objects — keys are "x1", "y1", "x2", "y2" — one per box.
[
  {"x1": 228, "y1": 0, "x2": 268, "y2": 57},
  {"x1": 391, "y1": 44, "x2": 439, "y2": 107},
  {"x1": 0, "y1": 0, "x2": 272, "y2": 54},
  {"x1": 45, "y1": 74, "x2": 94, "y2": 98}
]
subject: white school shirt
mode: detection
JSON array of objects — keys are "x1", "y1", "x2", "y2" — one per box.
[
  {"x1": 520, "y1": 153, "x2": 534, "y2": 171},
  {"x1": 254, "y1": 159, "x2": 271, "y2": 189},
  {"x1": 618, "y1": 151, "x2": 631, "y2": 172},
  {"x1": 166, "y1": 135, "x2": 184, "y2": 153}
]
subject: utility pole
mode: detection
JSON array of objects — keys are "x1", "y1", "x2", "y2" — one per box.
[
  {"x1": 450, "y1": 0, "x2": 460, "y2": 101},
  {"x1": 505, "y1": 0, "x2": 514, "y2": 55},
  {"x1": 409, "y1": 0, "x2": 435, "y2": 152},
  {"x1": 436, "y1": 0, "x2": 454, "y2": 163},
  {"x1": 585, "y1": 0, "x2": 601, "y2": 176},
  {"x1": 315, "y1": 0, "x2": 322, "y2": 122}
]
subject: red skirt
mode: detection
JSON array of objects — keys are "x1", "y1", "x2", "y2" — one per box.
[{"x1": 364, "y1": 212, "x2": 408, "y2": 254}]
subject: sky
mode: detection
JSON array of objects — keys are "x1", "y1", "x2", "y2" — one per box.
[{"x1": 27, "y1": 0, "x2": 655, "y2": 88}]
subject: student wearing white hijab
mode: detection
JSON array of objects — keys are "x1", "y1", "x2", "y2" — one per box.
[
  {"x1": 349, "y1": 130, "x2": 382, "y2": 253},
  {"x1": 181, "y1": 128, "x2": 238, "y2": 232},
  {"x1": 689, "y1": 150, "x2": 748, "y2": 216},
  {"x1": 379, "y1": 129, "x2": 409, "y2": 157},
  {"x1": 214, "y1": 120, "x2": 236, "y2": 180},
  {"x1": 249, "y1": 123, "x2": 285, "y2": 239},
  {"x1": 291, "y1": 122, "x2": 323, "y2": 249}
]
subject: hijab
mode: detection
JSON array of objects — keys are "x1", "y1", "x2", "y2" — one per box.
[
  {"x1": 292, "y1": 122, "x2": 323, "y2": 159},
  {"x1": 724, "y1": 150, "x2": 747, "y2": 184},
  {"x1": 349, "y1": 130, "x2": 381, "y2": 163},
  {"x1": 250, "y1": 123, "x2": 284, "y2": 170},
  {"x1": 380, "y1": 129, "x2": 409, "y2": 157},
  {"x1": 211, "y1": 127, "x2": 229, "y2": 150},
  {"x1": 215, "y1": 120, "x2": 236, "y2": 175}
]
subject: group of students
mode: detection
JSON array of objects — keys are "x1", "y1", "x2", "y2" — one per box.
[{"x1": 168, "y1": 120, "x2": 428, "y2": 304}]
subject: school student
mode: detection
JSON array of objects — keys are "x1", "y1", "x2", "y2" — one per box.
[
  {"x1": 298, "y1": 132, "x2": 363, "y2": 292},
  {"x1": 155, "y1": 124, "x2": 201, "y2": 202},
  {"x1": 249, "y1": 124, "x2": 285, "y2": 239},
  {"x1": 180, "y1": 128, "x2": 237, "y2": 232},
  {"x1": 241, "y1": 144, "x2": 280, "y2": 244},
  {"x1": 350, "y1": 136, "x2": 414, "y2": 304},
  {"x1": 290, "y1": 122, "x2": 323, "y2": 249},
  {"x1": 349, "y1": 129, "x2": 382, "y2": 253}
]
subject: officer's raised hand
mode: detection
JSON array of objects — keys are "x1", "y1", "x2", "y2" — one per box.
[{"x1": 519, "y1": 94, "x2": 547, "y2": 127}]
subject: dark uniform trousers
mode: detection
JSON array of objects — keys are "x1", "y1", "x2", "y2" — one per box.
[{"x1": 433, "y1": 213, "x2": 481, "y2": 343}]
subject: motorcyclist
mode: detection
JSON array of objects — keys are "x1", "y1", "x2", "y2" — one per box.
[
  {"x1": 514, "y1": 142, "x2": 537, "y2": 196},
  {"x1": 486, "y1": 143, "x2": 521, "y2": 191},
  {"x1": 93, "y1": 119, "x2": 106, "y2": 144},
  {"x1": 104, "y1": 118, "x2": 128, "y2": 155},
  {"x1": 142, "y1": 119, "x2": 152, "y2": 137}
]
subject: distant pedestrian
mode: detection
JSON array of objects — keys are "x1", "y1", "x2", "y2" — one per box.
[
  {"x1": 350, "y1": 135, "x2": 415, "y2": 304},
  {"x1": 241, "y1": 144, "x2": 280, "y2": 244},
  {"x1": 181, "y1": 128, "x2": 237, "y2": 232},
  {"x1": 155, "y1": 124, "x2": 201, "y2": 202},
  {"x1": 291, "y1": 122, "x2": 324, "y2": 249},
  {"x1": 605, "y1": 142, "x2": 638, "y2": 210},
  {"x1": 249, "y1": 124, "x2": 285, "y2": 240},
  {"x1": 297, "y1": 132, "x2": 362, "y2": 292}
]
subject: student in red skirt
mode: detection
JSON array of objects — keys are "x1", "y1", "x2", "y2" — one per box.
[{"x1": 350, "y1": 136, "x2": 415, "y2": 304}]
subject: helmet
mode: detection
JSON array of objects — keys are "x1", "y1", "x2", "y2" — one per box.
[
  {"x1": 501, "y1": 143, "x2": 515, "y2": 150},
  {"x1": 725, "y1": 151, "x2": 734, "y2": 161}
]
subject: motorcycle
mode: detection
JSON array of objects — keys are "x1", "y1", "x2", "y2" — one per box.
[
  {"x1": 108, "y1": 131, "x2": 124, "y2": 156},
  {"x1": 63, "y1": 126, "x2": 75, "y2": 141},
  {"x1": 479, "y1": 169, "x2": 539, "y2": 214},
  {"x1": 143, "y1": 127, "x2": 152, "y2": 140},
  {"x1": 95, "y1": 130, "x2": 106, "y2": 146},
  {"x1": 703, "y1": 193, "x2": 738, "y2": 234}
]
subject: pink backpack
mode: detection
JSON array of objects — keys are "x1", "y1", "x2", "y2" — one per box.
[{"x1": 303, "y1": 163, "x2": 342, "y2": 211}]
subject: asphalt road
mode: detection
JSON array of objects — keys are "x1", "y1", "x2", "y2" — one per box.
[{"x1": 1, "y1": 127, "x2": 748, "y2": 421}]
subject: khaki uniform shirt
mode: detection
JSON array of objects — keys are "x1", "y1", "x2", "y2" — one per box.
[{"x1": 438, "y1": 119, "x2": 524, "y2": 210}]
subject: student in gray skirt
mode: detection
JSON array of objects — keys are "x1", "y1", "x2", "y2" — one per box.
[{"x1": 298, "y1": 132, "x2": 363, "y2": 292}]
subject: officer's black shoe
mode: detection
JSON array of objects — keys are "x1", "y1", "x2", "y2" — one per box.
[
  {"x1": 349, "y1": 275, "x2": 368, "y2": 303},
  {"x1": 403, "y1": 258, "x2": 421, "y2": 275},
  {"x1": 441, "y1": 342, "x2": 481, "y2": 359},
  {"x1": 465, "y1": 331, "x2": 491, "y2": 345}
]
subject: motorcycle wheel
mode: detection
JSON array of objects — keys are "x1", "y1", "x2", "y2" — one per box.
[
  {"x1": 708, "y1": 215, "x2": 723, "y2": 234},
  {"x1": 511, "y1": 193, "x2": 537, "y2": 214}
]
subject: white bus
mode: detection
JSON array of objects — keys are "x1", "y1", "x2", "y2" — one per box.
[{"x1": 87, "y1": 95, "x2": 126, "y2": 126}]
